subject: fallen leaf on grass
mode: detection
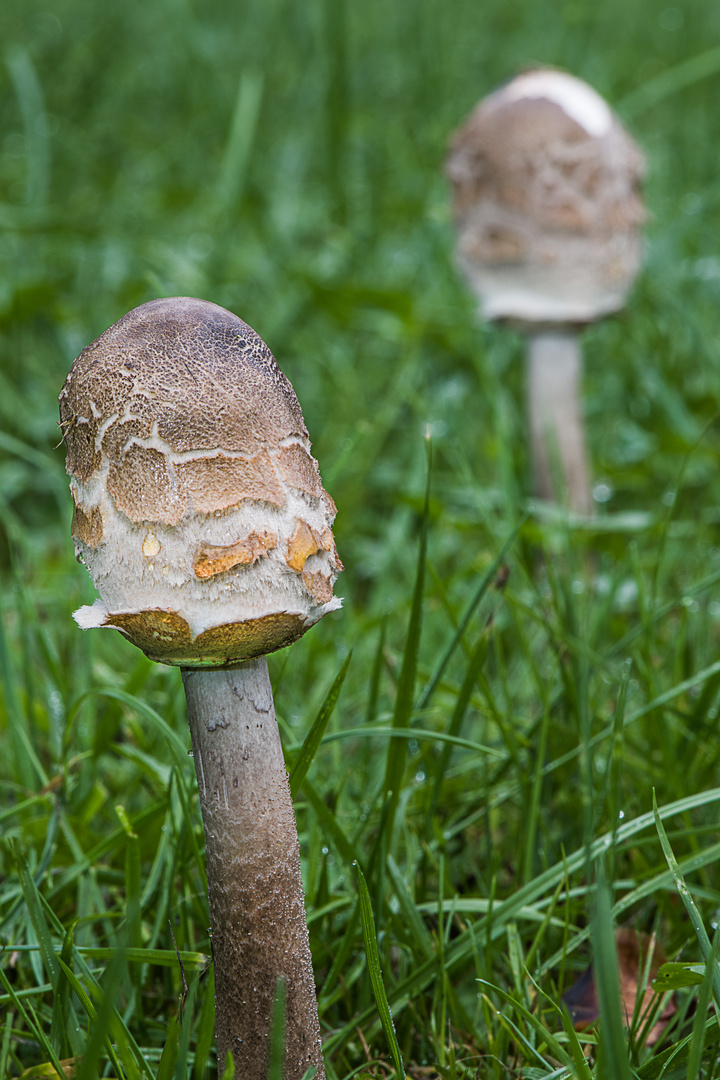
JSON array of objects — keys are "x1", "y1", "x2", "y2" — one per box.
[
  {"x1": 562, "y1": 928, "x2": 677, "y2": 1046},
  {"x1": 19, "y1": 1060, "x2": 76, "y2": 1078},
  {"x1": 652, "y1": 961, "x2": 706, "y2": 991}
]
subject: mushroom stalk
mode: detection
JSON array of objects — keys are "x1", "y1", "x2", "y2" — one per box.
[
  {"x1": 182, "y1": 658, "x2": 325, "y2": 1080},
  {"x1": 526, "y1": 329, "x2": 592, "y2": 515}
]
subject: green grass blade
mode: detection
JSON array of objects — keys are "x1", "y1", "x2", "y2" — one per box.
[
  {"x1": 417, "y1": 514, "x2": 525, "y2": 711},
  {"x1": 365, "y1": 618, "x2": 387, "y2": 726},
  {"x1": 57, "y1": 954, "x2": 128, "y2": 1080},
  {"x1": 171, "y1": 766, "x2": 209, "y2": 893},
  {"x1": 53, "y1": 919, "x2": 83, "y2": 1057},
  {"x1": 156, "y1": 1014, "x2": 179, "y2": 1080},
  {"x1": 9, "y1": 840, "x2": 60, "y2": 987},
  {"x1": 622, "y1": 44, "x2": 720, "y2": 117},
  {"x1": 317, "y1": 898, "x2": 360, "y2": 1009},
  {"x1": 386, "y1": 855, "x2": 434, "y2": 961},
  {"x1": 0, "y1": 1007, "x2": 13, "y2": 1079},
  {"x1": 356, "y1": 864, "x2": 406, "y2": 1079},
  {"x1": 381, "y1": 442, "x2": 430, "y2": 846},
  {"x1": 213, "y1": 70, "x2": 263, "y2": 216},
  {"x1": 428, "y1": 628, "x2": 489, "y2": 817},
  {"x1": 322, "y1": 0, "x2": 348, "y2": 221},
  {"x1": 653, "y1": 790, "x2": 720, "y2": 1009},
  {"x1": 0, "y1": 962, "x2": 67, "y2": 1077},
  {"x1": 0, "y1": 590, "x2": 46, "y2": 789},
  {"x1": 267, "y1": 977, "x2": 286, "y2": 1080},
  {"x1": 120, "y1": 808, "x2": 143, "y2": 959},
  {"x1": 302, "y1": 776, "x2": 360, "y2": 867},
  {"x1": 58, "y1": 951, "x2": 152, "y2": 1080},
  {"x1": 79, "y1": 946, "x2": 208, "y2": 967},
  {"x1": 321, "y1": 725, "x2": 504, "y2": 758},
  {"x1": 49, "y1": 800, "x2": 167, "y2": 896},
  {"x1": 193, "y1": 967, "x2": 215, "y2": 1080},
  {"x1": 592, "y1": 868, "x2": 633, "y2": 1080},
  {"x1": 5, "y1": 45, "x2": 50, "y2": 208},
  {"x1": 636, "y1": 1018, "x2": 720, "y2": 1080},
  {"x1": 174, "y1": 976, "x2": 198, "y2": 1080},
  {"x1": 289, "y1": 651, "x2": 351, "y2": 798},
  {"x1": 220, "y1": 1050, "x2": 236, "y2": 1078},
  {"x1": 70, "y1": 688, "x2": 189, "y2": 767},
  {"x1": 477, "y1": 980, "x2": 575, "y2": 1070},
  {"x1": 686, "y1": 931, "x2": 720, "y2": 1080},
  {"x1": 521, "y1": 702, "x2": 550, "y2": 884},
  {"x1": 559, "y1": 1004, "x2": 593, "y2": 1079}
]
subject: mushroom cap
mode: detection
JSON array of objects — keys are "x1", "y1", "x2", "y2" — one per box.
[
  {"x1": 446, "y1": 69, "x2": 645, "y2": 325},
  {"x1": 60, "y1": 297, "x2": 342, "y2": 667}
]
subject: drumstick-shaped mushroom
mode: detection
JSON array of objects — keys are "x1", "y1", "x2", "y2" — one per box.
[
  {"x1": 59, "y1": 297, "x2": 342, "y2": 1079},
  {"x1": 447, "y1": 68, "x2": 645, "y2": 514}
]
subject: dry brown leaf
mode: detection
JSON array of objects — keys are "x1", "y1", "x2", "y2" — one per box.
[{"x1": 562, "y1": 928, "x2": 677, "y2": 1047}]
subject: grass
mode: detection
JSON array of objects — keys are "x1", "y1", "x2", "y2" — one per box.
[{"x1": 3, "y1": 0, "x2": 720, "y2": 1075}]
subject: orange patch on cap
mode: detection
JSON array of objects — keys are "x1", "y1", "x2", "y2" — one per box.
[
  {"x1": 286, "y1": 521, "x2": 319, "y2": 572},
  {"x1": 194, "y1": 530, "x2": 277, "y2": 579}
]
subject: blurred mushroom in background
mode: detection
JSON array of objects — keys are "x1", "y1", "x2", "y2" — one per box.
[{"x1": 447, "y1": 68, "x2": 645, "y2": 515}]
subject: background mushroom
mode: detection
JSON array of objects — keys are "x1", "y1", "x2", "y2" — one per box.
[
  {"x1": 446, "y1": 68, "x2": 645, "y2": 514},
  {"x1": 59, "y1": 297, "x2": 342, "y2": 1078}
]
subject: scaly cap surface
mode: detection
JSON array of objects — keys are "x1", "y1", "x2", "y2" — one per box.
[{"x1": 60, "y1": 297, "x2": 342, "y2": 666}]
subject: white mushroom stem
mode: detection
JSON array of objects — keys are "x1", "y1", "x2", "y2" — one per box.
[
  {"x1": 182, "y1": 659, "x2": 325, "y2": 1080},
  {"x1": 526, "y1": 329, "x2": 592, "y2": 515}
]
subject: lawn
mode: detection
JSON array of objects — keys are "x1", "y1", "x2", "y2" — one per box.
[{"x1": 2, "y1": 0, "x2": 720, "y2": 1076}]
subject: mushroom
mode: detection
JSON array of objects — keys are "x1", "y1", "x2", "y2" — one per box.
[
  {"x1": 446, "y1": 68, "x2": 645, "y2": 514},
  {"x1": 59, "y1": 297, "x2": 342, "y2": 1079}
]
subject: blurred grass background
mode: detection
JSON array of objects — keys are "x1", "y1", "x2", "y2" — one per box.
[{"x1": 3, "y1": 0, "x2": 720, "y2": 1076}]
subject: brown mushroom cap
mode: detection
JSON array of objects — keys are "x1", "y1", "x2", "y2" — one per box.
[
  {"x1": 60, "y1": 297, "x2": 342, "y2": 667},
  {"x1": 446, "y1": 69, "x2": 645, "y2": 325}
]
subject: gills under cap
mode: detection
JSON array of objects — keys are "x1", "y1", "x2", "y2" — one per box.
[
  {"x1": 60, "y1": 297, "x2": 342, "y2": 667},
  {"x1": 446, "y1": 69, "x2": 645, "y2": 325}
]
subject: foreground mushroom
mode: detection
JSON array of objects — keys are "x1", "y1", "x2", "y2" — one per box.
[
  {"x1": 59, "y1": 297, "x2": 342, "y2": 1078},
  {"x1": 447, "y1": 68, "x2": 645, "y2": 514}
]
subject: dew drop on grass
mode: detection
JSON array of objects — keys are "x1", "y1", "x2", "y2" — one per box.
[{"x1": 660, "y1": 6, "x2": 683, "y2": 30}]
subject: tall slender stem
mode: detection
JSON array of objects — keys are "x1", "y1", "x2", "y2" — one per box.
[
  {"x1": 526, "y1": 329, "x2": 593, "y2": 515},
  {"x1": 182, "y1": 658, "x2": 324, "y2": 1080}
]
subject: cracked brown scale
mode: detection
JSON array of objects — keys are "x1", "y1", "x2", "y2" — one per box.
[
  {"x1": 194, "y1": 531, "x2": 278, "y2": 579},
  {"x1": 71, "y1": 503, "x2": 104, "y2": 548}
]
